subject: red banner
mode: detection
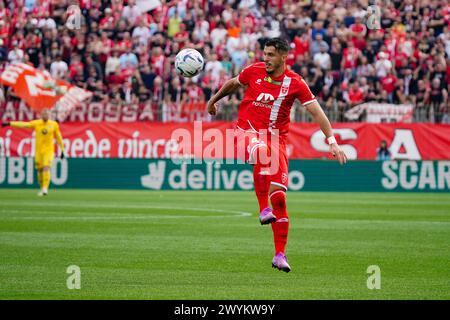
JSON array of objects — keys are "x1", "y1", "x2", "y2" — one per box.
[
  {"x1": 0, "y1": 63, "x2": 69, "y2": 111},
  {"x1": 0, "y1": 101, "x2": 203, "y2": 123},
  {"x1": 0, "y1": 63, "x2": 91, "y2": 117},
  {"x1": 1, "y1": 122, "x2": 449, "y2": 160}
]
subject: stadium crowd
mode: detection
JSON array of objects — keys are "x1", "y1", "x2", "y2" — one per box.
[{"x1": 0, "y1": 0, "x2": 449, "y2": 123}]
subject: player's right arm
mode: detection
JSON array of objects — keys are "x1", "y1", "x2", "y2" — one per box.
[
  {"x1": 207, "y1": 77, "x2": 243, "y2": 115},
  {"x1": 207, "y1": 64, "x2": 254, "y2": 115},
  {"x1": 2, "y1": 121, "x2": 36, "y2": 129}
]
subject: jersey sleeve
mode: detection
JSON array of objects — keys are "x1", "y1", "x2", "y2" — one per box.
[
  {"x1": 237, "y1": 64, "x2": 253, "y2": 86},
  {"x1": 296, "y1": 78, "x2": 317, "y2": 107},
  {"x1": 54, "y1": 121, "x2": 64, "y2": 152},
  {"x1": 10, "y1": 120, "x2": 37, "y2": 129}
]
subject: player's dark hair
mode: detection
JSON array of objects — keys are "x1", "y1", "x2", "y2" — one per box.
[{"x1": 264, "y1": 38, "x2": 290, "y2": 53}]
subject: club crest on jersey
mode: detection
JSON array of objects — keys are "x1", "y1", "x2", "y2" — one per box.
[{"x1": 255, "y1": 79, "x2": 262, "y2": 85}]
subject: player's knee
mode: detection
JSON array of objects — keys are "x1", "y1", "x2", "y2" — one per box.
[
  {"x1": 270, "y1": 189, "x2": 286, "y2": 211},
  {"x1": 250, "y1": 143, "x2": 270, "y2": 166}
]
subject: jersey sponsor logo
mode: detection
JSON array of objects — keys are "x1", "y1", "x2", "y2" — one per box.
[
  {"x1": 256, "y1": 93, "x2": 275, "y2": 103},
  {"x1": 253, "y1": 92, "x2": 276, "y2": 108}
]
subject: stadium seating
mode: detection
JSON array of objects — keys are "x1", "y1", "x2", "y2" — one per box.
[{"x1": 0, "y1": 0, "x2": 449, "y2": 123}]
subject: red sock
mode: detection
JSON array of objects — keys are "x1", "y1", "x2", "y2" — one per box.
[
  {"x1": 253, "y1": 164, "x2": 270, "y2": 212},
  {"x1": 270, "y1": 190, "x2": 289, "y2": 254}
]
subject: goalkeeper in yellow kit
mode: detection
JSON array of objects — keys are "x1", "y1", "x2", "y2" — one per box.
[{"x1": 2, "y1": 109, "x2": 65, "y2": 196}]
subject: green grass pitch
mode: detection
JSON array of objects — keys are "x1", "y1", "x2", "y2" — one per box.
[{"x1": 0, "y1": 189, "x2": 449, "y2": 299}]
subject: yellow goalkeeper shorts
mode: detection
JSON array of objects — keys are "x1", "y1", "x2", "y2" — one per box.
[{"x1": 35, "y1": 152, "x2": 54, "y2": 169}]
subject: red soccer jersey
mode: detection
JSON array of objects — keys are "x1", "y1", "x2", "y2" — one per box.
[
  {"x1": 342, "y1": 47, "x2": 360, "y2": 69},
  {"x1": 380, "y1": 74, "x2": 397, "y2": 93},
  {"x1": 350, "y1": 23, "x2": 367, "y2": 37},
  {"x1": 348, "y1": 88, "x2": 364, "y2": 104},
  {"x1": 236, "y1": 62, "x2": 316, "y2": 137}
]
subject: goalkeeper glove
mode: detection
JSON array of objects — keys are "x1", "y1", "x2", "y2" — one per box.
[{"x1": 1, "y1": 122, "x2": 10, "y2": 127}]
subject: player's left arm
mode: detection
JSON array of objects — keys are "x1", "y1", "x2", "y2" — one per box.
[
  {"x1": 305, "y1": 101, "x2": 348, "y2": 165},
  {"x1": 2, "y1": 121, "x2": 35, "y2": 129},
  {"x1": 54, "y1": 122, "x2": 65, "y2": 158},
  {"x1": 296, "y1": 77, "x2": 347, "y2": 164}
]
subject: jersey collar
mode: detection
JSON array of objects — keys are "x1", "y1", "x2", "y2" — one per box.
[{"x1": 264, "y1": 67, "x2": 286, "y2": 85}]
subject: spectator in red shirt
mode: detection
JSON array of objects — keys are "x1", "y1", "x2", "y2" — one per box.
[
  {"x1": 347, "y1": 81, "x2": 365, "y2": 105},
  {"x1": 380, "y1": 71, "x2": 398, "y2": 103},
  {"x1": 99, "y1": 7, "x2": 116, "y2": 33},
  {"x1": 0, "y1": 19, "x2": 10, "y2": 47},
  {"x1": 150, "y1": 46, "x2": 165, "y2": 76},
  {"x1": 341, "y1": 40, "x2": 361, "y2": 77},
  {"x1": 69, "y1": 54, "x2": 84, "y2": 78},
  {"x1": 107, "y1": 67, "x2": 126, "y2": 86},
  {"x1": 393, "y1": 50, "x2": 409, "y2": 70},
  {"x1": 294, "y1": 31, "x2": 310, "y2": 57},
  {"x1": 210, "y1": 0, "x2": 225, "y2": 16},
  {"x1": 350, "y1": 17, "x2": 367, "y2": 38},
  {"x1": 117, "y1": 31, "x2": 132, "y2": 52},
  {"x1": 0, "y1": 1, "x2": 10, "y2": 21}
]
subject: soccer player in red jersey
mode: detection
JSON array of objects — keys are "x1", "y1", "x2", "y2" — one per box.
[{"x1": 207, "y1": 38, "x2": 348, "y2": 272}]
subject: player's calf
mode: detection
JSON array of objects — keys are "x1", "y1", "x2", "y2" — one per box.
[{"x1": 270, "y1": 189, "x2": 290, "y2": 259}]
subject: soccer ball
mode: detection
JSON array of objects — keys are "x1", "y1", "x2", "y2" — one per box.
[{"x1": 175, "y1": 48, "x2": 204, "y2": 78}]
